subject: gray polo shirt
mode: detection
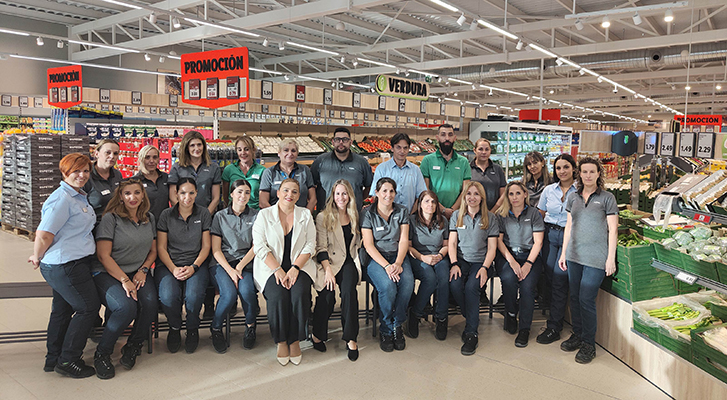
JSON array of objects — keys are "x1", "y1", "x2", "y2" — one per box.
[
  {"x1": 133, "y1": 170, "x2": 169, "y2": 221},
  {"x1": 311, "y1": 151, "x2": 373, "y2": 211},
  {"x1": 498, "y1": 205, "x2": 545, "y2": 252},
  {"x1": 84, "y1": 165, "x2": 123, "y2": 224},
  {"x1": 168, "y1": 162, "x2": 222, "y2": 209},
  {"x1": 210, "y1": 205, "x2": 258, "y2": 263},
  {"x1": 565, "y1": 189, "x2": 618, "y2": 270},
  {"x1": 409, "y1": 214, "x2": 449, "y2": 255},
  {"x1": 157, "y1": 204, "x2": 212, "y2": 267},
  {"x1": 450, "y1": 210, "x2": 500, "y2": 264},
  {"x1": 93, "y1": 212, "x2": 156, "y2": 274},
  {"x1": 361, "y1": 203, "x2": 409, "y2": 254},
  {"x1": 470, "y1": 160, "x2": 506, "y2": 210},
  {"x1": 259, "y1": 162, "x2": 315, "y2": 208}
]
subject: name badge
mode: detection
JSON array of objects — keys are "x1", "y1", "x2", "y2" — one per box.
[
  {"x1": 143, "y1": 183, "x2": 148, "y2": 187},
  {"x1": 274, "y1": 180, "x2": 283, "y2": 185},
  {"x1": 251, "y1": 174, "x2": 260, "y2": 179},
  {"x1": 432, "y1": 166, "x2": 441, "y2": 170},
  {"x1": 194, "y1": 220, "x2": 201, "y2": 224},
  {"x1": 101, "y1": 189, "x2": 111, "y2": 195},
  {"x1": 82, "y1": 207, "x2": 88, "y2": 213},
  {"x1": 349, "y1": 167, "x2": 355, "y2": 170},
  {"x1": 457, "y1": 226, "x2": 466, "y2": 229},
  {"x1": 375, "y1": 226, "x2": 385, "y2": 231},
  {"x1": 455, "y1": 167, "x2": 460, "y2": 170}
]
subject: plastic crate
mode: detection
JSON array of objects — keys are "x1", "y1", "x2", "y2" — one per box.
[
  {"x1": 691, "y1": 326, "x2": 727, "y2": 379},
  {"x1": 658, "y1": 327, "x2": 692, "y2": 360},
  {"x1": 643, "y1": 227, "x2": 676, "y2": 241},
  {"x1": 633, "y1": 314, "x2": 660, "y2": 341},
  {"x1": 681, "y1": 255, "x2": 720, "y2": 282},
  {"x1": 653, "y1": 242, "x2": 684, "y2": 268},
  {"x1": 711, "y1": 303, "x2": 727, "y2": 322},
  {"x1": 692, "y1": 352, "x2": 727, "y2": 385},
  {"x1": 716, "y1": 263, "x2": 727, "y2": 285}
]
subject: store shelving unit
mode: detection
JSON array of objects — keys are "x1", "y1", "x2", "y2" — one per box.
[
  {"x1": 651, "y1": 260, "x2": 727, "y2": 294},
  {"x1": 468, "y1": 120, "x2": 572, "y2": 180}
]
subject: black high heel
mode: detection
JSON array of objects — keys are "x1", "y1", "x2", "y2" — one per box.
[{"x1": 347, "y1": 342, "x2": 359, "y2": 361}]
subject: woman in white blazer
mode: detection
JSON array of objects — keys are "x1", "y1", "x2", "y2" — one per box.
[
  {"x1": 252, "y1": 178, "x2": 316, "y2": 366},
  {"x1": 311, "y1": 180, "x2": 361, "y2": 361}
]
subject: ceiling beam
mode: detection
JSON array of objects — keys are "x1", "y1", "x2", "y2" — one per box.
[{"x1": 71, "y1": 0, "x2": 206, "y2": 36}]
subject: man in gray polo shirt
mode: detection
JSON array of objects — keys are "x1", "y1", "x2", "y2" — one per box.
[{"x1": 311, "y1": 127, "x2": 373, "y2": 211}]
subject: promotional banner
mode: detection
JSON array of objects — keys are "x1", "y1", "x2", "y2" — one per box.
[
  {"x1": 518, "y1": 108, "x2": 561, "y2": 122},
  {"x1": 375, "y1": 74, "x2": 429, "y2": 101},
  {"x1": 47, "y1": 65, "x2": 82, "y2": 109},
  {"x1": 674, "y1": 114, "x2": 722, "y2": 126},
  {"x1": 181, "y1": 47, "x2": 249, "y2": 108}
]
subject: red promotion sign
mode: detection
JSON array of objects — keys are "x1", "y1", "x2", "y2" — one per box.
[
  {"x1": 181, "y1": 47, "x2": 250, "y2": 108},
  {"x1": 519, "y1": 108, "x2": 561, "y2": 122},
  {"x1": 47, "y1": 65, "x2": 83, "y2": 109},
  {"x1": 674, "y1": 114, "x2": 722, "y2": 126},
  {"x1": 295, "y1": 85, "x2": 305, "y2": 102}
]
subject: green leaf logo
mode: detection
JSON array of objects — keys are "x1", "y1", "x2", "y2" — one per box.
[{"x1": 376, "y1": 75, "x2": 387, "y2": 92}]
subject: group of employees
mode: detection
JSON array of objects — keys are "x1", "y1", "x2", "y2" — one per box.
[{"x1": 29, "y1": 125, "x2": 617, "y2": 380}]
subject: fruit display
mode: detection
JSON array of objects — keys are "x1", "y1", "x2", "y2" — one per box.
[
  {"x1": 453, "y1": 139, "x2": 474, "y2": 151},
  {"x1": 249, "y1": 135, "x2": 324, "y2": 155},
  {"x1": 356, "y1": 141, "x2": 377, "y2": 153},
  {"x1": 416, "y1": 140, "x2": 437, "y2": 153}
]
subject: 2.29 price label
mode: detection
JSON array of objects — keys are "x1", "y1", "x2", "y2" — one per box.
[{"x1": 696, "y1": 132, "x2": 715, "y2": 158}]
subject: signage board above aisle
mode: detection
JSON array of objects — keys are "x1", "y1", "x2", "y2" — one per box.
[
  {"x1": 518, "y1": 108, "x2": 561, "y2": 122},
  {"x1": 181, "y1": 47, "x2": 249, "y2": 108},
  {"x1": 47, "y1": 65, "x2": 82, "y2": 109},
  {"x1": 375, "y1": 74, "x2": 429, "y2": 101},
  {"x1": 674, "y1": 114, "x2": 723, "y2": 133}
]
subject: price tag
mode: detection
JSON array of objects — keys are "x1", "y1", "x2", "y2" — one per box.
[
  {"x1": 169, "y1": 94, "x2": 178, "y2": 107},
  {"x1": 18, "y1": 96, "x2": 28, "y2": 108},
  {"x1": 199, "y1": 110, "x2": 205, "y2": 117},
  {"x1": 399, "y1": 98, "x2": 406, "y2": 112},
  {"x1": 183, "y1": 109, "x2": 189, "y2": 116},
  {"x1": 125, "y1": 106, "x2": 133, "y2": 113},
  {"x1": 34, "y1": 97, "x2": 43, "y2": 108},
  {"x1": 678, "y1": 132, "x2": 695, "y2": 157},
  {"x1": 297, "y1": 107, "x2": 303, "y2": 116},
  {"x1": 675, "y1": 271, "x2": 698, "y2": 285},
  {"x1": 324, "y1": 89, "x2": 333, "y2": 105},
  {"x1": 1, "y1": 94, "x2": 11, "y2": 107},
  {"x1": 420, "y1": 100, "x2": 427, "y2": 114},
  {"x1": 643, "y1": 132, "x2": 657, "y2": 155},
  {"x1": 659, "y1": 132, "x2": 675, "y2": 156},
  {"x1": 696, "y1": 132, "x2": 715, "y2": 158},
  {"x1": 101, "y1": 104, "x2": 110, "y2": 112},
  {"x1": 138, "y1": 106, "x2": 145, "y2": 113},
  {"x1": 112, "y1": 105, "x2": 120, "y2": 112},
  {"x1": 99, "y1": 88, "x2": 111, "y2": 103},
  {"x1": 352, "y1": 92, "x2": 360, "y2": 108},
  {"x1": 261, "y1": 80, "x2": 273, "y2": 100},
  {"x1": 131, "y1": 91, "x2": 142, "y2": 105},
  {"x1": 693, "y1": 212, "x2": 712, "y2": 223}
]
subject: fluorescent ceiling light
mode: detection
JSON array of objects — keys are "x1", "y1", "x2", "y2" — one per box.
[
  {"x1": 0, "y1": 28, "x2": 30, "y2": 37},
  {"x1": 346, "y1": 82, "x2": 371, "y2": 89},
  {"x1": 286, "y1": 41, "x2": 338, "y2": 55},
  {"x1": 528, "y1": 43, "x2": 557, "y2": 58},
  {"x1": 429, "y1": 0, "x2": 459, "y2": 13},
  {"x1": 449, "y1": 78, "x2": 472, "y2": 85},
  {"x1": 477, "y1": 19, "x2": 518, "y2": 40},
  {"x1": 8, "y1": 54, "x2": 180, "y2": 77},
  {"x1": 444, "y1": 97, "x2": 461, "y2": 102},
  {"x1": 101, "y1": 0, "x2": 141, "y2": 9},
  {"x1": 249, "y1": 67, "x2": 284, "y2": 75},
  {"x1": 184, "y1": 18, "x2": 259, "y2": 37},
  {"x1": 409, "y1": 69, "x2": 433, "y2": 76},
  {"x1": 68, "y1": 39, "x2": 141, "y2": 53},
  {"x1": 357, "y1": 58, "x2": 395, "y2": 69},
  {"x1": 297, "y1": 75, "x2": 332, "y2": 83}
]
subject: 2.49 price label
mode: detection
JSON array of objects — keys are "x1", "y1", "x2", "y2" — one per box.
[{"x1": 660, "y1": 132, "x2": 675, "y2": 156}]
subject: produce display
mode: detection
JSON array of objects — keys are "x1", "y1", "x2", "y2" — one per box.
[
  {"x1": 416, "y1": 140, "x2": 437, "y2": 153},
  {"x1": 647, "y1": 303, "x2": 701, "y2": 321},
  {"x1": 673, "y1": 315, "x2": 720, "y2": 334},
  {"x1": 618, "y1": 232, "x2": 650, "y2": 247},
  {"x1": 660, "y1": 226, "x2": 727, "y2": 263},
  {"x1": 250, "y1": 135, "x2": 324, "y2": 154},
  {"x1": 703, "y1": 326, "x2": 727, "y2": 354}
]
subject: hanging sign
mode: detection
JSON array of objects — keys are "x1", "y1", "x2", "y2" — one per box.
[
  {"x1": 295, "y1": 85, "x2": 305, "y2": 102},
  {"x1": 323, "y1": 88, "x2": 333, "y2": 105},
  {"x1": 34, "y1": 97, "x2": 43, "y2": 108},
  {"x1": 261, "y1": 80, "x2": 273, "y2": 100},
  {"x1": 1, "y1": 95, "x2": 10, "y2": 107},
  {"x1": 47, "y1": 65, "x2": 82, "y2": 109},
  {"x1": 420, "y1": 100, "x2": 427, "y2": 114},
  {"x1": 99, "y1": 89, "x2": 110, "y2": 103},
  {"x1": 131, "y1": 91, "x2": 142, "y2": 105},
  {"x1": 697, "y1": 132, "x2": 715, "y2": 158},
  {"x1": 643, "y1": 131, "x2": 657, "y2": 155},
  {"x1": 674, "y1": 114, "x2": 722, "y2": 126},
  {"x1": 19, "y1": 96, "x2": 28, "y2": 108},
  {"x1": 375, "y1": 74, "x2": 429, "y2": 101},
  {"x1": 398, "y1": 98, "x2": 406, "y2": 112},
  {"x1": 659, "y1": 132, "x2": 676, "y2": 156},
  {"x1": 181, "y1": 47, "x2": 250, "y2": 108},
  {"x1": 378, "y1": 95, "x2": 386, "y2": 110},
  {"x1": 169, "y1": 94, "x2": 178, "y2": 107},
  {"x1": 352, "y1": 92, "x2": 361, "y2": 108},
  {"x1": 678, "y1": 132, "x2": 695, "y2": 157}
]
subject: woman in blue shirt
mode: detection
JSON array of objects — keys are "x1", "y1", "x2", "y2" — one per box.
[
  {"x1": 535, "y1": 154, "x2": 577, "y2": 345},
  {"x1": 29, "y1": 153, "x2": 100, "y2": 379}
]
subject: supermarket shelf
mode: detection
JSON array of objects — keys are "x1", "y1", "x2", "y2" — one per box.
[{"x1": 651, "y1": 260, "x2": 727, "y2": 295}]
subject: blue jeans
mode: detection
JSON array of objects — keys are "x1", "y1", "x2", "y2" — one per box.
[
  {"x1": 208, "y1": 261, "x2": 259, "y2": 330},
  {"x1": 94, "y1": 272, "x2": 157, "y2": 355},
  {"x1": 410, "y1": 256, "x2": 450, "y2": 320},
  {"x1": 155, "y1": 263, "x2": 209, "y2": 331},
  {"x1": 366, "y1": 252, "x2": 414, "y2": 335},
  {"x1": 495, "y1": 252, "x2": 542, "y2": 330},
  {"x1": 449, "y1": 259, "x2": 486, "y2": 335},
  {"x1": 546, "y1": 226, "x2": 569, "y2": 332},
  {"x1": 567, "y1": 261, "x2": 606, "y2": 345},
  {"x1": 40, "y1": 256, "x2": 101, "y2": 364}
]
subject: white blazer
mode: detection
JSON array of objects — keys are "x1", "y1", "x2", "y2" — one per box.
[
  {"x1": 313, "y1": 212, "x2": 362, "y2": 291},
  {"x1": 252, "y1": 205, "x2": 317, "y2": 291}
]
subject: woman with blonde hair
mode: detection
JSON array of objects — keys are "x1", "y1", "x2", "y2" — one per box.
[
  {"x1": 495, "y1": 181, "x2": 544, "y2": 348},
  {"x1": 260, "y1": 138, "x2": 316, "y2": 212},
  {"x1": 92, "y1": 178, "x2": 158, "y2": 378},
  {"x1": 448, "y1": 181, "x2": 499, "y2": 356},
  {"x1": 134, "y1": 144, "x2": 169, "y2": 220},
  {"x1": 223, "y1": 136, "x2": 266, "y2": 209},
  {"x1": 169, "y1": 131, "x2": 221, "y2": 215},
  {"x1": 311, "y1": 179, "x2": 361, "y2": 361}
]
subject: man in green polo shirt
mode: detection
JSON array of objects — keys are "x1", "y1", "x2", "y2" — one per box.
[{"x1": 420, "y1": 124, "x2": 471, "y2": 218}]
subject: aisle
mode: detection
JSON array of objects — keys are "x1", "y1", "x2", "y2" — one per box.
[{"x1": 0, "y1": 232, "x2": 671, "y2": 400}]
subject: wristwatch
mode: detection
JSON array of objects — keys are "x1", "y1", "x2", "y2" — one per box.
[
  {"x1": 192, "y1": 263, "x2": 200, "y2": 272},
  {"x1": 139, "y1": 266, "x2": 150, "y2": 274},
  {"x1": 292, "y1": 264, "x2": 301, "y2": 271}
]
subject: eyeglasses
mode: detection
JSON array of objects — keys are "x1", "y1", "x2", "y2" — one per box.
[{"x1": 332, "y1": 137, "x2": 351, "y2": 143}]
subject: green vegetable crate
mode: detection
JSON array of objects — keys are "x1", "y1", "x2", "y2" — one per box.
[
  {"x1": 643, "y1": 226, "x2": 677, "y2": 241},
  {"x1": 691, "y1": 326, "x2": 727, "y2": 385},
  {"x1": 680, "y1": 255, "x2": 720, "y2": 282},
  {"x1": 658, "y1": 327, "x2": 692, "y2": 360},
  {"x1": 716, "y1": 263, "x2": 727, "y2": 285},
  {"x1": 633, "y1": 313, "x2": 660, "y2": 342},
  {"x1": 710, "y1": 302, "x2": 727, "y2": 322}
]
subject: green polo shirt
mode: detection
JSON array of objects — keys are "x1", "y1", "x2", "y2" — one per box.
[
  {"x1": 221, "y1": 161, "x2": 267, "y2": 209},
  {"x1": 420, "y1": 150, "x2": 472, "y2": 208}
]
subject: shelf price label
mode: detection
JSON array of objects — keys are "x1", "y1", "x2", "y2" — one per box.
[
  {"x1": 675, "y1": 271, "x2": 698, "y2": 285},
  {"x1": 643, "y1": 132, "x2": 657, "y2": 155},
  {"x1": 659, "y1": 132, "x2": 675, "y2": 156},
  {"x1": 678, "y1": 132, "x2": 695, "y2": 157},
  {"x1": 99, "y1": 88, "x2": 110, "y2": 103},
  {"x1": 693, "y1": 212, "x2": 712, "y2": 223},
  {"x1": 696, "y1": 132, "x2": 715, "y2": 158}
]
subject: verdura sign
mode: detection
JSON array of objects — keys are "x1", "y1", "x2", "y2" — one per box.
[
  {"x1": 375, "y1": 75, "x2": 429, "y2": 101},
  {"x1": 181, "y1": 47, "x2": 250, "y2": 109}
]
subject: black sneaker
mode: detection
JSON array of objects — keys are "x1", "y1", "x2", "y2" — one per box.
[
  {"x1": 167, "y1": 328, "x2": 182, "y2": 353},
  {"x1": 405, "y1": 308, "x2": 419, "y2": 338},
  {"x1": 575, "y1": 342, "x2": 596, "y2": 364},
  {"x1": 393, "y1": 326, "x2": 406, "y2": 351},
  {"x1": 380, "y1": 333, "x2": 394, "y2": 352},
  {"x1": 461, "y1": 332, "x2": 478, "y2": 356},
  {"x1": 211, "y1": 329, "x2": 227, "y2": 354},
  {"x1": 504, "y1": 313, "x2": 518, "y2": 334},
  {"x1": 120, "y1": 342, "x2": 143, "y2": 370},
  {"x1": 515, "y1": 329, "x2": 530, "y2": 348},
  {"x1": 560, "y1": 333, "x2": 583, "y2": 352},
  {"x1": 536, "y1": 328, "x2": 560, "y2": 345},
  {"x1": 435, "y1": 318, "x2": 448, "y2": 341},
  {"x1": 242, "y1": 325, "x2": 256, "y2": 350},
  {"x1": 185, "y1": 330, "x2": 200, "y2": 354},
  {"x1": 54, "y1": 359, "x2": 95, "y2": 379},
  {"x1": 43, "y1": 358, "x2": 56, "y2": 372},
  {"x1": 93, "y1": 351, "x2": 115, "y2": 380}
]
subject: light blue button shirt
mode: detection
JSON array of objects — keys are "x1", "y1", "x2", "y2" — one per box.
[
  {"x1": 38, "y1": 181, "x2": 97, "y2": 264},
  {"x1": 537, "y1": 182, "x2": 577, "y2": 227},
  {"x1": 369, "y1": 158, "x2": 427, "y2": 213}
]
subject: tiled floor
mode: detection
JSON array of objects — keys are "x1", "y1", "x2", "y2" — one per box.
[{"x1": 0, "y1": 232, "x2": 671, "y2": 400}]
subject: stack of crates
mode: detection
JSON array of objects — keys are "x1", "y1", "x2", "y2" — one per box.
[
  {"x1": 1, "y1": 136, "x2": 16, "y2": 226},
  {"x1": 61, "y1": 135, "x2": 90, "y2": 157},
  {"x1": 691, "y1": 326, "x2": 727, "y2": 384},
  {"x1": 13, "y1": 135, "x2": 61, "y2": 232}
]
